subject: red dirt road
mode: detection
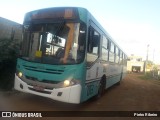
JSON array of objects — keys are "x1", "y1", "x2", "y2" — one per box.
[{"x1": 0, "y1": 73, "x2": 160, "y2": 119}]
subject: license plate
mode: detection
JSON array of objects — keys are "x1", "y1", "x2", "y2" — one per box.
[{"x1": 33, "y1": 85, "x2": 45, "y2": 91}]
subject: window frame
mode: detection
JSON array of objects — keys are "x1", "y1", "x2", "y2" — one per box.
[
  {"x1": 87, "y1": 26, "x2": 101, "y2": 67},
  {"x1": 108, "y1": 41, "x2": 115, "y2": 63},
  {"x1": 101, "y1": 35, "x2": 109, "y2": 61}
]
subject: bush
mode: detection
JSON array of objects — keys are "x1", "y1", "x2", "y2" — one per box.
[
  {"x1": 138, "y1": 72, "x2": 153, "y2": 80},
  {"x1": 0, "y1": 38, "x2": 20, "y2": 90}
]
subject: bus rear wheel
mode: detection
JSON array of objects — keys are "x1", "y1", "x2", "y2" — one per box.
[{"x1": 116, "y1": 74, "x2": 123, "y2": 85}]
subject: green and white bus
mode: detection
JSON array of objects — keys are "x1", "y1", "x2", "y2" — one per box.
[{"x1": 14, "y1": 7, "x2": 127, "y2": 104}]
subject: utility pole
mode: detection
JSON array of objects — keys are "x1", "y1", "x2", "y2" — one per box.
[
  {"x1": 152, "y1": 49, "x2": 155, "y2": 78},
  {"x1": 145, "y1": 44, "x2": 149, "y2": 74}
]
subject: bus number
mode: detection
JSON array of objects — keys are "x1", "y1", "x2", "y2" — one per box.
[{"x1": 87, "y1": 84, "x2": 94, "y2": 96}]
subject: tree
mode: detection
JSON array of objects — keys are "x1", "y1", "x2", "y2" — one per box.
[{"x1": 0, "y1": 38, "x2": 20, "y2": 70}]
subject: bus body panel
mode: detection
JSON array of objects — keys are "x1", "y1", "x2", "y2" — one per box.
[
  {"x1": 14, "y1": 75, "x2": 81, "y2": 103},
  {"x1": 82, "y1": 61, "x2": 123, "y2": 101},
  {"x1": 15, "y1": 58, "x2": 85, "y2": 104},
  {"x1": 16, "y1": 58, "x2": 84, "y2": 82}
]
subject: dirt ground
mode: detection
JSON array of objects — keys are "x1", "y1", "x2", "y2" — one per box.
[{"x1": 0, "y1": 73, "x2": 160, "y2": 120}]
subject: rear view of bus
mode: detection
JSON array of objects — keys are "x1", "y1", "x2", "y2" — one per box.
[{"x1": 14, "y1": 7, "x2": 87, "y2": 103}]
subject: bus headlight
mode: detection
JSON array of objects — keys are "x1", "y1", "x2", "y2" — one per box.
[
  {"x1": 17, "y1": 71, "x2": 23, "y2": 78},
  {"x1": 63, "y1": 79, "x2": 80, "y2": 87},
  {"x1": 64, "y1": 80, "x2": 70, "y2": 86}
]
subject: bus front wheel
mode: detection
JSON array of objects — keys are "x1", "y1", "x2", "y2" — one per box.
[{"x1": 95, "y1": 77, "x2": 106, "y2": 99}]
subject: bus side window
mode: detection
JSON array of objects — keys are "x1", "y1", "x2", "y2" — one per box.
[
  {"x1": 87, "y1": 27, "x2": 100, "y2": 55},
  {"x1": 102, "y1": 35, "x2": 108, "y2": 61},
  {"x1": 109, "y1": 41, "x2": 115, "y2": 62},
  {"x1": 120, "y1": 51, "x2": 123, "y2": 65},
  {"x1": 87, "y1": 26, "x2": 100, "y2": 67},
  {"x1": 115, "y1": 46, "x2": 119, "y2": 63}
]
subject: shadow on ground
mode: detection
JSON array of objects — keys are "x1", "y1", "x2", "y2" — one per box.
[{"x1": 0, "y1": 60, "x2": 16, "y2": 90}]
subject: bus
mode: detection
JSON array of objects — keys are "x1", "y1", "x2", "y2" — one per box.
[{"x1": 14, "y1": 7, "x2": 127, "y2": 104}]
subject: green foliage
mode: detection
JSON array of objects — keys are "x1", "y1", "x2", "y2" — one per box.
[
  {"x1": 0, "y1": 38, "x2": 20, "y2": 60},
  {"x1": 138, "y1": 72, "x2": 153, "y2": 80},
  {"x1": 0, "y1": 38, "x2": 20, "y2": 90}
]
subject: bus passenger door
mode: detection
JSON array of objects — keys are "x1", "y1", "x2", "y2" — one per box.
[{"x1": 85, "y1": 26, "x2": 102, "y2": 98}]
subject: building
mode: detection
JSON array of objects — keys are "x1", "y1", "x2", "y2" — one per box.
[
  {"x1": 0, "y1": 17, "x2": 22, "y2": 61},
  {"x1": 127, "y1": 55, "x2": 144, "y2": 73},
  {"x1": 0, "y1": 17, "x2": 22, "y2": 42}
]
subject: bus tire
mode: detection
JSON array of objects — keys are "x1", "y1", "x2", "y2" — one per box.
[
  {"x1": 116, "y1": 74, "x2": 122, "y2": 85},
  {"x1": 95, "y1": 76, "x2": 106, "y2": 99}
]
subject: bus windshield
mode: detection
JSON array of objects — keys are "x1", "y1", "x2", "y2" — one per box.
[{"x1": 21, "y1": 22, "x2": 86, "y2": 65}]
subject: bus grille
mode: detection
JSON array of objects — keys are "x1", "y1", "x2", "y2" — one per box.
[
  {"x1": 28, "y1": 87, "x2": 51, "y2": 94},
  {"x1": 25, "y1": 76, "x2": 60, "y2": 84},
  {"x1": 23, "y1": 65, "x2": 65, "y2": 74}
]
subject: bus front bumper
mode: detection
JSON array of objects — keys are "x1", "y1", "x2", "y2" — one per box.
[{"x1": 14, "y1": 74, "x2": 81, "y2": 104}]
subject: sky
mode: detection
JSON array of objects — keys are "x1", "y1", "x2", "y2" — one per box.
[{"x1": 1, "y1": 0, "x2": 160, "y2": 64}]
